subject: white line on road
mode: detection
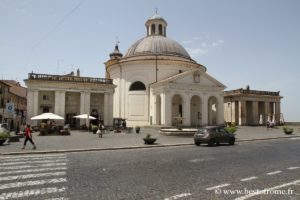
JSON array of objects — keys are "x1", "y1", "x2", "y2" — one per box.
[
  {"x1": 0, "y1": 178, "x2": 67, "y2": 190},
  {"x1": 1, "y1": 156, "x2": 66, "y2": 163},
  {"x1": 267, "y1": 170, "x2": 282, "y2": 175},
  {"x1": 240, "y1": 176, "x2": 258, "y2": 182},
  {"x1": 0, "y1": 167, "x2": 67, "y2": 176},
  {"x1": 45, "y1": 198, "x2": 69, "y2": 200},
  {"x1": 0, "y1": 187, "x2": 66, "y2": 200},
  {"x1": 0, "y1": 163, "x2": 67, "y2": 170},
  {"x1": 234, "y1": 179, "x2": 300, "y2": 200},
  {"x1": 287, "y1": 166, "x2": 300, "y2": 170},
  {"x1": 164, "y1": 193, "x2": 192, "y2": 200},
  {"x1": 0, "y1": 159, "x2": 68, "y2": 166},
  {"x1": 289, "y1": 137, "x2": 300, "y2": 140},
  {"x1": 0, "y1": 154, "x2": 66, "y2": 159},
  {"x1": 0, "y1": 171, "x2": 66, "y2": 181},
  {"x1": 206, "y1": 183, "x2": 231, "y2": 191}
]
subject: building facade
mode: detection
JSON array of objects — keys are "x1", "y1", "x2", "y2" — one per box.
[
  {"x1": 25, "y1": 72, "x2": 115, "y2": 127},
  {"x1": 0, "y1": 80, "x2": 27, "y2": 130},
  {"x1": 224, "y1": 86, "x2": 283, "y2": 126},
  {"x1": 105, "y1": 13, "x2": 226, "y2": 127}
]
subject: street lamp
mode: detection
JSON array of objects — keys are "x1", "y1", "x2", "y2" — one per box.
[{"x1": 230, "y1": 97, "x2": 233, "y2": 125}]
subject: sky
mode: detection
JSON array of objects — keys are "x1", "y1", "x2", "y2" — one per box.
[{"x1": 0, "y1": 0, "x2": 299, "y2": 122}]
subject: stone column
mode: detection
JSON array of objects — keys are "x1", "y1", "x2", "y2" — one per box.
[
  {"x1": 80, "y1": 91, "x2": 91, "y2": 125},
  {"x1": 104, "y1": 92, "x2": 113, "y2": 126},
  {"x1": 202, "y1": 95, "x2": 208, "y2": 126},
  {"x1": 54, "y1": 91, "x2": 66, "y2": 125},
  {"x1": 252, "y1": 101, "x2": 259, "y2": 125},
  {"x1": 160, "y1": 92, "x2": 171, "y2": 126},
  {"x1": 238, "y1": 100, "x2": 246, "y2": 126},
  {"x1": 264, "y1": 101, "x2": 270, "y2": 124},
  {"x1": 275, "y1": 102, "x2": 281, "y2": 124},
  {"x1": 217, "y1": 95, "x2": 224, "y2": 125},
  {"x1": 182, "y1": 94, "x2": 191, "y2": 126},
  {"x1": 27, "y1": 90, "x2": 39, "y2": 126}
]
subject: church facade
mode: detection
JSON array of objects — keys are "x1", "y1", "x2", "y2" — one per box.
[{"x1": 105, "y1": 13, "x2": 226, "y2": 127}]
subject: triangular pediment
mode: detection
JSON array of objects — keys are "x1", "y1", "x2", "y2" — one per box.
[{"x1": 151, "y1": 68, "x2": 226, "y2": 89}]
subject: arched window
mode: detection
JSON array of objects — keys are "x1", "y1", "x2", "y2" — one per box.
[
  {"x1": 129, "y1": 81, "x2": 146, "y2": 91},
  {"x1": 158, "y1": 24, "x2": 163, "y2": 35},
  {"x1": 151, "y1": 24, "x2": 156, "y2": 34}
]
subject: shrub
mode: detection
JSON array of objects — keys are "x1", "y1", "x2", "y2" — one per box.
[
  {"x1": 283, "y1": 126, "x2": 293, "y2": 134},
  {"x1": 0, "y1": 132, "x2": 9, "y2": 140},
  {"x1": 225, "y1": 126, "x2": 237, "y2": 134}
]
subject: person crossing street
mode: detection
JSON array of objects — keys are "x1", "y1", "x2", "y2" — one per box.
[{"x1": 22, "y1": 124, "x2": 37, "y2": 150}]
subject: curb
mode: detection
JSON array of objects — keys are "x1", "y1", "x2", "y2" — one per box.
[{"x1": 1, "y1": 135, "x2": 300, "y2": 156}]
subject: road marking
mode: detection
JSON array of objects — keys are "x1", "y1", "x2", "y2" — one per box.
[
  {"x1": 0, "y1": 171, "x2": 66, "y2": 181},
  {"x1": 0, "y1": 163, "x2": 67, "y2": 170},
  {"x1": 234, "y1": 179, "x2": 300, "y2": 200},
  {"x1": 0, "y1": 187, "x2": 66, "y2": 200},
  {"x1": 0, "y1": 159, "x2": 68, "y2": 166},
  {"x1": 240, "y1": 176, "x2": 258, "y2": 182},
  {"x1": 45, "y1": 198, "x2": 69, "y2": 200},
  {"x1": 164, "y1": 193, "x2": 192, "y2": 200},
  {"x1": 0, "y1": 178, "x2": 67, "y2": 190},
  {"x1": 267, "y1": 170, "x2": 282, "y2": 175},
  {"x1": 189, "y1": 158, "x2": 215, "y2": 163},
  {"x1": 1, "y1": 156, "x2": 66, "y2": 162},
  {"x1": 289, "y1": 138, "x2": 300, "y2": 140},
  {"x1": 287, "y1": 167, "x2": 300, "y2": 170},
  {"x1": 0, "y1": 154, "x2": 66, "y2": 159},
  {"x1": 0, "y1": 167, "x2": 67, "y2": 175},
  {"x1": 206, "y1": 183, "x2": 231, "y2": 191}
]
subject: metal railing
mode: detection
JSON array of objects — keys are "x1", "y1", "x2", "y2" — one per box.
[
  {"x1": 225, "y1": 89, "x2": 280, "y2": 96},
  {"x1": 28, "y1": 73, "x2": 113, "y2": 84}
]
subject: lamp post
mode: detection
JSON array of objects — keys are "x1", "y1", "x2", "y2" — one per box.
[
  {"x1": 0, "y1": 85, "x2": 5, "y2": 123},
  {"x1": 230, "y1": 97, "x2": 233, "y2": 125}
]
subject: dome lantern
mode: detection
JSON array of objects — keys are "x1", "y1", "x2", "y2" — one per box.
[
  {"x1": 109, "y1": 39, "x2": 123, "y2": 59},
  {"x1": 145, "y1": 10, "x2": 167, "y2": 37}
]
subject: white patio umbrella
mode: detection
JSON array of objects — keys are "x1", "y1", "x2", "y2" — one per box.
[
  {"x1": 73, "y1": 114, "x2": 96, "y2": 131},
  {"x1": 31, "y1": 113, "x2": 64, "y2": 120},
  {"x1": 73, "y1": 114, "x2": 96, "y2": 119}
]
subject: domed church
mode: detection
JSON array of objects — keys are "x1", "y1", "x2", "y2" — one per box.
[{"x1": 105, "y1": 12, "x2": 226, "y2": 127}]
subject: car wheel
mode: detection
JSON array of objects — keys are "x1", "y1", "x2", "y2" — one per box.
[
  {"x1": 216, "y1": 142, "x2": 220, "y2": 146},
  {"x1": 194, "y1": 141, "x2": 201, "y2": 146},
  {"x1": 229, "y1": 138, "x2": 235, "y2": 145},
  {"x1": 208, "y1": 139, "x2": 216, "y2": 146}
]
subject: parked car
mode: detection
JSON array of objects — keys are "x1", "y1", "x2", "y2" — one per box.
[{"x1": 194, "y1": 126, "x2": 235, "y2": 146}]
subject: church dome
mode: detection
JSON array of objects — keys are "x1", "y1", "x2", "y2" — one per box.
[
  {"x1": 124, "y1": 36, "x2": 191, "y2": 59},
  {"x1": 123, "y1": 12, "x2": 191, "y2": 59}
]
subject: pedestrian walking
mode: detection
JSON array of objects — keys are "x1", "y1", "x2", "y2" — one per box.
[{"x1": 22, "y1": 124, "x2": 37, "y2": 150}]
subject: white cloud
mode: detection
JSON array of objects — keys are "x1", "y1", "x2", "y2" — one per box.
[
  {"x1": 185, "y1": 47, "x2": 207, "y2": 57},
  {"x1": 201, "y1": 42, "x2": 207, "y2": 47},
  {"x1": 182, "y1": 40, "x2": 192, "y2": 44}
]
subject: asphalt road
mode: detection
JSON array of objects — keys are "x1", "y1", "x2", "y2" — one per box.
[{"x1": 0, "y1": 138, "x2": 300, "y2": 200}]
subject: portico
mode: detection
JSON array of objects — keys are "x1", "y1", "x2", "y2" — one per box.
[
  {"x1": 224, "y1": 86, "x2": 283, "y2": 126},
  {"x1": 25, "y1": 72, "x2": 115, "y2": 127}
]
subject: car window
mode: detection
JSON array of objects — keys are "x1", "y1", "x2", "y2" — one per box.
[
  {"x1": 198, "y1": 128, "x2": 207, "y2": 133},
  {"x1": 219, "y1": 128, "x2": 226, "y2": 133}
]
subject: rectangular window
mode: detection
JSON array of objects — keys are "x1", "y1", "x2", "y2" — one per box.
[{"x1": 43, "y1": 95, "x2": 49, "y2": 101}]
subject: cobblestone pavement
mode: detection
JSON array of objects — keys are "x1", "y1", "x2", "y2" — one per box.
[{"x1": 0, "y1": 126, "x2": 299, "y2": 154}]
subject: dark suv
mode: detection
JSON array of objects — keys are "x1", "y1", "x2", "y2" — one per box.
[{"x1": 194, "y1": 126, "x2": 235, "y2": 146}]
